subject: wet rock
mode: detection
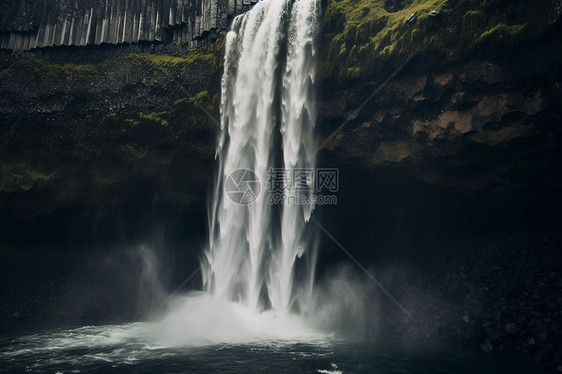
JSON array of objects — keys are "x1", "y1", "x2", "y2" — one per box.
[
  {"x1": 505, "y1": 322, "x2": 520, "y2": 334},
  {"x1": 320, "y1": 49, "x2": 561, "y2": 193},
  {"x1": 534, "y1": 347, "x2": 553, "y2": 364},
  {"x1": 480, "y1": 341, "x2": 494, "y2": 353},
  {"x1": 0, "y1": 0, "x2": 246, "y2": 51}
]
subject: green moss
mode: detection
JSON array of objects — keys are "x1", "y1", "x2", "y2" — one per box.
[
  {"x1": 121, "y1": 144, "x2": 148, "y2": 161},
  {"x1": 126, "y1": 45, "x2": 217, "y2": 75},
  {"x1": 139, "y1": 111, "x2": 170, "y2": 127},
  {"x1": 125, "y1": 118, "x2": 140, "y2": 126},
  {"x1": 60, "y1": 63, "x2": 98, "y2": 79},
  {"x1": 215, "y1": 32, "x2": 227, "y2": 56},
  {"x1": 108, "y1": 88, "x2": 210, "y2": 133},
  {"x1": 173, "y1": 97, "x2": 189, "y2": 106},
  {"x1": 323, "y1": 0, "x2": 448, "y2": 79},
  {"x1": 0, "y1": 58, "x2": 98, "y2": 82},
  {"x1": 34, "y1": 59, "x2": 97, "y2": 79},
  {"x1": 184, "y1": 46, "x2": 216, "y2": 65},
  {"x1": 347, "y1": 66, "x2": 361, "y2": 78},
  {"x1": 173, "y1": 90, "x2": 212, "y2": 112},
  {"x1": 213, "y1": 32, "x2": 227, "y2": 71},
  {"x1": 0, "y1": 163, "x2": 56, "y2": 192},
  {"x1": 476, "y1": 23, "x2": 527, "y2": 44},
  {"x1": 92, "y1": 168, "x2": 127, "y2": 185},
  {"x1": 323, "y1": 0, "x2": 553, "y2": 80},
  {"x1": 127, "y1": 53, "x2": 189, "y2": 68},
  {"x1": 193, "y1": 90, "x2": 209, "y2": 103}
]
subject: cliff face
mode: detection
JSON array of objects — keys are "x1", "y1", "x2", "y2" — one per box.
[
  {"x1": 320, "y1": 0, "x2": 561, "y2": 80},
  {"x1": 318, "y1": 54, "x2": 562, "y2": 193},
  {"x1": 0, "y1": 0, "x2": 248, "y2": 50},
  {"x1": 0, "y1": 0, "x2": 560, "y2": 223},
  {"x1": 317, "y1": 0, "x2": 562, "y2": 194},
  {"x1": 0, "y1": 1, "x2": 561, "y2": 368},
  {"x1": 313, "y1": 3, "x2": 562, "y2": 369},
  {"x1": 0, "y1": 38, "x2": 225, "y2": 221}
]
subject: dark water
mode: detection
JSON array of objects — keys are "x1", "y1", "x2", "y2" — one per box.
[{"x1": 0, "y1": 323, "x2": 539, "y2": 374}]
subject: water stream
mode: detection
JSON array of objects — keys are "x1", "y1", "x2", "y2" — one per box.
[{"x1": 204, "y1": 0, "x2": 320, "y2": 316}]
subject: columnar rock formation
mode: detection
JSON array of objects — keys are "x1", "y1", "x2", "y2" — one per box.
[{"x1": 0, "y1": 0, "x2": 251, "y2": 50}]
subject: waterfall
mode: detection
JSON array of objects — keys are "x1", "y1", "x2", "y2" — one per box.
[{"x1": 203, "y1": 0, "x2": 320, "y2": 316}]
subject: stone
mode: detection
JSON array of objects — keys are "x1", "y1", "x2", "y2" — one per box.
[
  {"x1": 505, "y1": 322, "x2": 520, "y2": 334},
  {"x1": 480, "y1": 341, "x2": 494, "y2": 353},
  {"x1": 0, "y1": 0, "x2": 247, "y2": 50}
]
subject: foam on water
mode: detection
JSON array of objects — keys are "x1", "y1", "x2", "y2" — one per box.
[
  {"x1": 145, "y1": 292, "x2": 326, "y2": 347},
  {"x1": 0, "y1": 302, "x2": 335, "y2": 372}
]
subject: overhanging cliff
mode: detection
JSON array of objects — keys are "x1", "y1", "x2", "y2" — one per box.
[{"x1": 0, "y1": 0, "x2": 251, "y2": 50}]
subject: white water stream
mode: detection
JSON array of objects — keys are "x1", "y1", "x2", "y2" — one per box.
[{"x1": 204, "y1": 0, "x2": 320, "y2": 316}]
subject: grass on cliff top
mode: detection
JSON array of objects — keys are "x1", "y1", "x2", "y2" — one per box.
[
  {"x1": 0, "y1": 33, "x2": 226, "y2": 83},
  {"x1": 0, "y1": 58, "x2": 98, "y2": 81},
  {"x1": 126, "y1": 33, "x2": 226, "y2": 73},
  {"x1": 323, "y1": 0, "x2": 554, "y2": 80},
  {"x1": 127, "y1": 47, "x2": 214, "y2": 70}
]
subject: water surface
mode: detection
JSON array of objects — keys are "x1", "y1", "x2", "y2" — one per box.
[{"x1": 0, "y1": 322, "x2": 538, "y2": 374}]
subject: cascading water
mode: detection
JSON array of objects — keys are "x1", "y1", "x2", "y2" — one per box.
[{"x1": 204, "y1": 0, "x2": 320, "y2": 316}]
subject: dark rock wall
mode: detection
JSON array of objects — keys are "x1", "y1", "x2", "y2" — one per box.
[
  {"x1": 0, "y1": 0, "x2": 248, "y2": 50},
  {"x1": 318, "y1": 26, "x2": 562, "y2": 196},
  {"x1": 0, "y1": 50, "x2": 222, "y2": 220}
]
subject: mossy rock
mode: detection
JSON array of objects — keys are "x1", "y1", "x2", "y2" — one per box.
[
  {"x1": 0, "y1": 35, "x2": 227, "y2": 217},
  {"x1": 0, "y1": 163, "x2": 56, "y2": 193},
  {"x1": 321, "y1": 0, "x2": 556, "y2": 81}
]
